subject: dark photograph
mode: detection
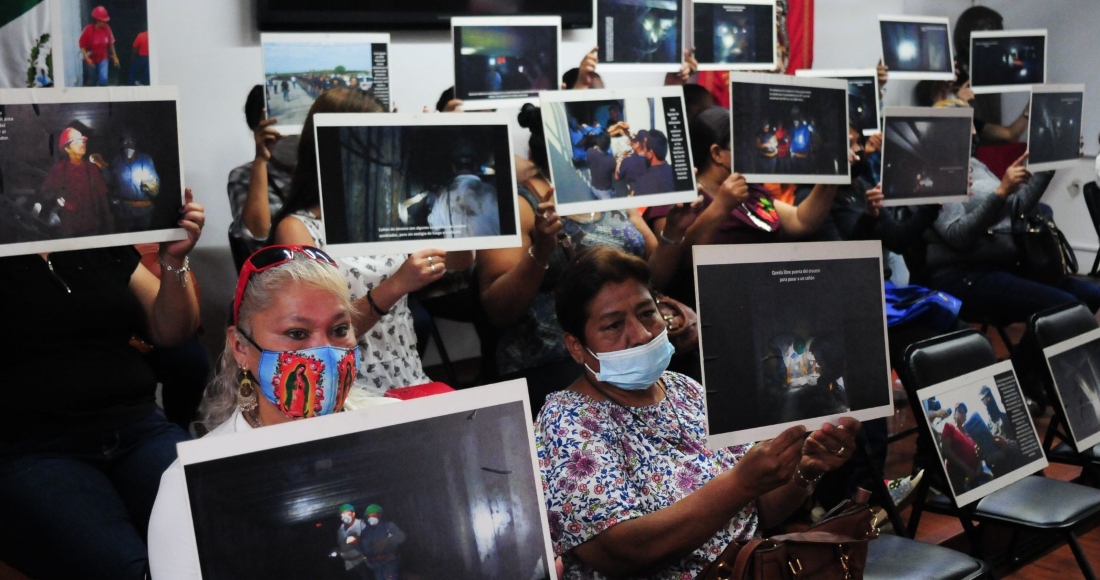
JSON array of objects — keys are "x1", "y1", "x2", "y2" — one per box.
[
  {"x1": 0, "y1": 95, "x2": 183, "y2": 253},
  {"x1": 263, "y1": 34, "x2": 391, "y2": 132},
  {"x1": 881, "y1": 108, "x2": 972, "y2": 206},
  {"x1": 452, "y1": 19, "x2": 559, "y2": 103},
  {"x1": 1045, "y1": 332, "x2": 1100, "y2": 450},
  {"x1": 1028, "y1": 88, "x2": 1084, "y2": 171},
  {"x1": 696, "y1": 246, "x2": 891, "y2": 446},
  {"x1": 316, "y1": 121, "x2": 518, "y2": 253},
  {"x1": 970, "y1": 31, "x2": 1045, "y2": 90},
  {"x1": 919, "y1": 365, "x2": 1046, "y2": 506},
  {"x1": 797, "y1": 70, "x2": 880, "y2": 135},
  {"x1": 543, "y1": 89, "x2": 695, "y2": 212},
  {"x1": 879, "y1": 17, "x2": 953, "y2": 78},
  {"x1": 184, "y1": 401, "x2": 551, "y2": 580},
  {"x1": 60, "y1": 0, "x2": 150, "y2": 87},
  {"x1": 730, "y1": 75, "x2": 849, "y2": 183},
  {"x1": 597, "y1": 0, "x2": 682, "y2": 67},
  {"x1": 693, "y1": 0, "x2": 775, "y2": 69}
]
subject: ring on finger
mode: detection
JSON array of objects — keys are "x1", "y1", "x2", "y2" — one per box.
[
  {"x1": 430, "y1": 263, "x2": 438, "y2": 274},
  {"x1": 835, "y1": 446, "x2": 846, "y2": 457},
  {"x1": 428, "y1": 255, "x2": 434, "y2": 265}
]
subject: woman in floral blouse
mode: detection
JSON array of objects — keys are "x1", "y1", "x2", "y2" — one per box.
[{"x1": 536, "y1": 246, "x2": 861, "y2": 578}]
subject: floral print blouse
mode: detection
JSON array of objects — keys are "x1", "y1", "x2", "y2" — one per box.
[{"x1": 536, "y1": 372, "x2": 757, "y2": 579}]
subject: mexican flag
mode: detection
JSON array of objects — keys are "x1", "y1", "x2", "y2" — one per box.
[{"x1": 0, "y1": 0, "x2": 52, "y2": 88}]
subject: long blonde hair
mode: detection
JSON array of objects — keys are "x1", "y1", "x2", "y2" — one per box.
[{"x1": 198, "y1": 255, "x2": 356, "y2": 430}]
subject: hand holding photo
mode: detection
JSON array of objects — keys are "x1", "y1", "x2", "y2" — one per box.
[
  {"x1": 881, "y1": 106, "x2": 973, "y2": 207},
  {"x1": 451, "y1": 16, "x2": 561, "y2": 110},
  {"x1": 969, "y1": 30, "x2": 1047, "y2": 94},
  {"x1": 1027, "y1": 85, "x2": 1085, "y2": 172},
  {"x1": 597, "y1": 0, "x2": 683, "y2": 71},
  {"x1": 795, "y1": 69, "x2": 881, "y2": 136},
  {"x1": 692, "y1": 0, "x2": 777, "y2": 71},
  {"x1": 540, "y1": 86, "x2": 697, "y2": 215},
  {"x1": 693, "y1": 241, "x2": 892, "y2": 447},
  {"x1": 879, "y1": 15, "x2": 954, "y2": 81},
  {"x1": 261, "y1": 33, "x2": 391, "y2": 135},
  {"x1": 917, "y1": 360, "x2": 1047, "y2": 506},
  {"x1": 1043, "y1": 328, "x2": 1100, "y2": 452},
  {"x1": 729, "y1": 72, "x2": 851, "y2": 185},
  {"x1": 0, "y1": 87, "x2": 185, "y2": 257},
  {"x1": 314, "y1": 112, "x2": 521, "y2": 256}
]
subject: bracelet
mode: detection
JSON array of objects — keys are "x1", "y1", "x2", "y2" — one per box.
[
  {"x1": 158, "y1": 256, "x2": 190, "y2": 288},
  {"x1": 366, "y1": 288, "x2": 389, "y2": 318},
  {"x1": 792, "y1": 465, "x2": 823, "y2": 493},
  {"x1": 658, "y1": 229, "x2": 685, "y2": 245},
  {"x1": 527, "y1": 246, "x2": 549, "y2": 270}
]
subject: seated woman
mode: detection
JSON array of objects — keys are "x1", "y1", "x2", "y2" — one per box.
[
  {"x1": 538, "y1": 246, "x2": 860, "y2": 578},
  {"x1": 269, "y1": 88, "x2": 446, "y2": 395},
  {"x1": 148, "y1": 244, "x2": 396, "y2": 578},
  {"x1": 0, "y1": 191, "x2": 204, "y2": 579}
]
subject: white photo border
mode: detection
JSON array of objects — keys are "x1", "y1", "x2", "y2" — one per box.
[
  {"x1": 795, "y1": 68, "x2": 881, "y2": 136},
  {"x1": 880, "y1": 105, "x2": 973, "y2": 207},
  {"x1": 596, "y1": 0, "x2": 685, "y2": 72},
  {"x1": 451, "y1": 16, "x2": 562, "y2": 111},
  {"x1": 1027, "y1": 84, "x2": 1086, "y2": 172},
  {"x1": 692, "y1": 0, "x2": 778, "y2": 72},
  {"x1": 878, "y1": 15, "x2": 956, "y2": 81},
  {"x1": 1042, "y1": 327, "x2": 1100, "y2": 452},
  {"x1": 969, "y1": 29, "x2": 1048, "y2": 95}
]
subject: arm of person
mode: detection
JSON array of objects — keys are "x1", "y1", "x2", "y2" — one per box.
[
  {"x1": 110, "y1": 41, "x2": 120, "y2": 68},
  {"x1": 129, "y1": 190, "x2": 202, "y2": 347},
  {"x1": 570, "y1": 426, "x2": 807, "y2": 576},
  {"x1": 664, "y1": 49, "x2": 698, "y2": 86},
  {"x1": 641, "y1": 198, "x2": 704, "y2": 291},
  {"x1": 980, "y1": 102, "x2": 1030, "y2": 143},
  {"x1": 241, "y1": 119, "x2": 282, "y2": 240},
  {"x1": 478, "y1": 197, "x2": 561, "y2": 328},
  {"x1": 935, "y1": 153, "x2": 1033, "y2": 249},
  {"x1": 775, "y1": 184, "x2": 838, "y2": 238},
  {"x1": 568, "y1": 47, "x2": 600, "y2": 90},
  {"x1": 148, "y1": 462, "x2": 203, "y2": 580}
]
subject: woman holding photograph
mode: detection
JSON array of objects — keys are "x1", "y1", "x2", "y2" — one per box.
[
  {"x1": 268, "y1": 88, "x2": 446, "y2": 395},
  {"x1": 478, "y1": 104, "x2": 696, "y2": 415},
  {"x1": 0, "y1": 191, "x2": 204, "y2": 579},
  {"x1": 148, "y1": 244, "x2": 397, "y2": 579},
  {"x1": 538, "y1": 246, "x2": 861, "y2": 578}
]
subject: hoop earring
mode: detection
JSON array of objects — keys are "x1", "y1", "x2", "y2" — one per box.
[{"x1": 236, "y1": 368, "x2": 258, "y2": 413}]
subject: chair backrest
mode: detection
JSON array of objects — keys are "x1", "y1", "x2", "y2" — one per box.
[
  {"x1": 1030, "y1": 302, "x2": 1099, "y2": 351},
  {"x1": 1083, "y1": 181, "x2": 1100, "y2": 238}
]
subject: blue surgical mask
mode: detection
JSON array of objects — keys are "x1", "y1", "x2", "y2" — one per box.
[
  {"x1": 586, "y1": 329, "x2": 675, "y2": 391},
  {"x1": 241, "y1": 330, "x2": 358, "y2": 420}
]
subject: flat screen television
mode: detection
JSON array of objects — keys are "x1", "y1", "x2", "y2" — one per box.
[{"x1": 258, "y1": 0, "x2": 594, "y2": 31}]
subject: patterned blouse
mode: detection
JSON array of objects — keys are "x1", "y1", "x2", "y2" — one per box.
[
  {"x1": 496, "y1": 187, "x2": 648, "y2": 375},
  {"x1": 537, "y1": 372, "x2": 757, "y2": 579},
  {"x1": 290, "y1": 211, "x2": 430, "y2": 394}
]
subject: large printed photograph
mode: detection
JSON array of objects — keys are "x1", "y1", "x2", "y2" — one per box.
[
  {"x1": 1044, "y1": 328, "x2": 1100, "y2": 452},
  {"x1": 692, "y1": 0, "x2": 776, "y2": 71},
  {"x1": 597, "y1": 0, "x2": 683, "y2": 71},
  {"x1": 969, "y1": 30, "x2": 1046, "y2": 94},
  {"x1": 796, "y1": 69, "x2": 880, "y2": 136},
  {"x1": 879, "y1": 15, "x2": 954, "y2": 81},
  {"x1": 917, "y1": 361, "x2": 1047, "y2": 506},
  {"x1": 179, "y1": 382, "x2": 554, "y2": 580},
  {"x1": 315, "y1": 113, "x2": 520, "y2": 256},
  {"x1": 729, "y1": 73, "x2": 850, "y2": 184},
  {"x1": 0, "y1": 87, "x2": 184, "y2": 257},
  {"x1": 57, "y1": 0, "x2": 151, "y2": 87},
  {"x1": 451, "y1": 17, "x2": 560, "y2": 110},
  {"x1": 881, "y1": 106, "x2": 973, "y2": 206},
  {"x1": 694, "y1": 241, "x2": 892, "y2": 447},
  {"x1": 1027, "y1": 85, "x2": 1084, "y2": 172},
  {"x1": 541, "y1": 86, "x2": 696, "y2": 215},
  {"x1": 262, "y1": 33, "x2": 391, "y2": 135}
]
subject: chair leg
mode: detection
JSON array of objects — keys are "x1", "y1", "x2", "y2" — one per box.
[
  {"x1": 1091, "y1": 252, "x2": 1100, "y2": 277},
  {"x1": 1066, "y1": 530, "x2": 1098, "y2": 580},
  {"x1": 961, "y1": 517, "x2": 984, "y2": 561},
  {"x1": 429, "y1": 317, "x2": 460, "y2": 387},
  {"x1": 859, "y1": 435, "x2": 910, "y2": 538}
]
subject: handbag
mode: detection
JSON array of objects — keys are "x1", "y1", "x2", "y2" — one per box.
[
  {"x1": 655, "y1": 294, "x2": 699, "y2": 354},
  {"x1": 1004, "y1": 205, "x2": 1077, "y2": 286},
  {"x1": 697, "y1": 489, "x2": 878, "y2": 580}
]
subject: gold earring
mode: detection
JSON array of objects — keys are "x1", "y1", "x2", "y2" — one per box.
[{"x1": 237, "y1": 368, "x2": 258, "y2": 412}]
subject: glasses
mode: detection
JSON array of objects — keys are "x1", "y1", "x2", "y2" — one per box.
[{"x1": 233, "y1": 245, "x2": 338, "y2": 325}]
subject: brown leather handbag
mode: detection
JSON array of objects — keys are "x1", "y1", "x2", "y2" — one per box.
[
  {"x1": 655, "y1": 294, "x2": 699, "y2": 354},
  {"x1": 697, "y1": 490, "x2": 879, "y2": 580}
]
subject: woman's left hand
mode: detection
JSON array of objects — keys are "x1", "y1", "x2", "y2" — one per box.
[
  {"x1": 679, "y1": 49, "x2": 698, "y2": 82},
  {"x1": 800, "y1": 417, "x2": 861, "y2": 477},
  {"x1": 662, "y1": 195, "x2": 705, "y2": 241},
  {"x1": 161, "y1": 188, "x2": 204, "y2": 263}
]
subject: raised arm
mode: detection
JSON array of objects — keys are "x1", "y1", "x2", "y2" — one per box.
[
  {"x1": 241, "y1": 118, "x2": 283, "y2": 240},
  {"x1": 776, "y1": 184, "x2": 838, "y2": 238},
  {"x1": 478, "y1": 193, "x2": 561, "y2": 327}
]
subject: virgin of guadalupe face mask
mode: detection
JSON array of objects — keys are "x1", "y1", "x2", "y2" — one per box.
[{"x1": 241, "y1": 329, "x2": 359, "y2": 419}]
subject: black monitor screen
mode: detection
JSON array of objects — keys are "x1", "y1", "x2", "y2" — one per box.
[{"x1": 259, "y1": 0, "x2": 593, "y2": 31}]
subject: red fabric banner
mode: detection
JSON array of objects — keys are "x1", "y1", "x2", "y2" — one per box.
[{"x1": 786, "y1": 0, "x2": 814, "y2": 74}]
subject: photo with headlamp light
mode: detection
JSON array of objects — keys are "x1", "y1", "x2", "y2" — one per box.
[
  {"x1": 692, "y1": 0, "x2": 775, "y2": 68},
  {"x1": 597, "y1": 0, "x2": 682, "y2": 66},
  {"x1": 880, "y1": 18, "x2": 952, "y2": 76}
]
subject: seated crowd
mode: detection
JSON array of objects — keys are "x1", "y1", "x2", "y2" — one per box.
[{"x1": 2, "y1": 7, "x2": 1096, "y2": 578}]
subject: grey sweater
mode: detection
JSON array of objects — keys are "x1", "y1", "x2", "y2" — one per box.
[{"x1": 925, "y1": 158, "x2": 1053, "y2": 276}]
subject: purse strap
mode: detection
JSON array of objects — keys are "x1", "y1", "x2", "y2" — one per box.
[{"x1": 733, "y1": 538, "x2": 773, "y2": 578}]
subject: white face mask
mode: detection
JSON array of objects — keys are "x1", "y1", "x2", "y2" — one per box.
[
  {"x1": 367, "y1": 517, "x2": 380, "y2": 526},
  {"x1": 341, "y1": 514, "x2": 353, "y2": 524},
  {"x1": 586, "y1": 329, "x2": 675, "y2": 391},
  {"x1": 124, "y1": 148, "x2": 136, "y2": 159}
]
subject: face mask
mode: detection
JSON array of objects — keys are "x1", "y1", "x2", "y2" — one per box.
[
  {"x1": 124, "y1": 148, "x2": 136, "y2": 159},
  {"x1": 341, "y1": 514, "x2": 353, "y2": 524},
  {"x1": 586, "y1": 329, "x2": 675, "y2": 391},
  {"x1": 368, "y1": 517, "x2": 380, "y2": 526},
  {"x1": 243, "y1": 330, "x2": 359, "y2": 420}
]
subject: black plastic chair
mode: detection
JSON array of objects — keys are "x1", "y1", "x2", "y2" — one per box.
[
  {"x1": 865, "y1": 533, "x2": 988, "y2": 579},
  {"x1": 900, "y1": 329, "x2": 1100, "y2": 578},
  {"x1": 1082, "y1": 181, "x2": 1100, "y2": 276},
  {"x1": 1029, "y1": 302, "x2": 1100, "y2": 485}
]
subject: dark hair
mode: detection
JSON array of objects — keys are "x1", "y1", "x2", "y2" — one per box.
[
  {"x1": 436, "y1": 86, "x2": 456, "y2": 112},
  {"x1": 954, "y1": 6, "x2": 1004, "y2": 63},
  {"x1": 245, "y1": 85, "x2": 265, "y2": 131},
  {"x1": 555, "y1": 246, "x2": 653, "y2": 345},
  {"x1": 518, "y1": 103, "x2": 551, "y2": 178},
  {"x1": 561, "y1": 67, "x2": 602, "y2": 90},
  {"x1": 681, "y1": 83, "x2": 717, "y2": 121},
  {"x1": 267, "y1": 89, "x2": 384, "y2": 245},
  {"x1": 914, "y1": 80, "x2": 938, "y2": 107},
  {"x1": 955, "y1": 402, "x2": 968, "y2": 415},
  {"x1": 646, "y1": 130, "x2": 668, "y2": 160},
  {"x1": 595, "y1": 131, "x2": 611, "y2": 152},
  {"x1": 690, "y1": 106, "x2": 730, "y2": 171}
]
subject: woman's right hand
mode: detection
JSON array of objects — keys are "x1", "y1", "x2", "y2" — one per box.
[
  {"x1": 997, "y1": 152, "x2": 1031, "y2": 198},
  {"x1": 712, "y1": 172, "x2": 750, "y2": 212},
  {"x1": 254, "y1": 118, "x2": 282, "y2": 162},
  {"x1": 531, "y1": 200, "x2": 563, "y2": 264},
  {"x1": 390, "y1": 249, "x2": 448, "y2": 295},
  {"x1": 730, "y1": 424, "x2": 806, "y2": 497}
]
